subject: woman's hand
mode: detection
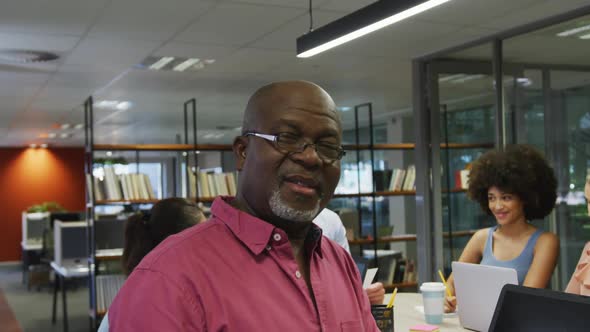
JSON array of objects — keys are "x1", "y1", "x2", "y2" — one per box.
[{"x1": 444, "y1": 295, "x2": 457, "y2": 313}]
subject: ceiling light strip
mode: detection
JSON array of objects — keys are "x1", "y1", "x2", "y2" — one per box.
[
  {"x1": 149, "y1": 56, "x2": 175, "y2": 70},
  {"x1": 556, "y1": 24, "x2": 590, "y2": 37},
  {"x1": 296, "y1": 0, "x2": 452, "y2": 58},
  {"x1": 173, "y1": 58, "x2": 201, "y2": 72}
]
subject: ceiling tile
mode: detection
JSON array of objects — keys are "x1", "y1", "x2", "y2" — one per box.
[
  {"x1": 89, "y1": 0, "x2": 216, "y2": 41},
  {"x1": 478, "y1": 0, "x2": 590, "y2": 30},
  {"x1": 154, "y1": 41, "x2": 238, "y2": 59},
  {"x1": 0, "y1": 31, "x2": 80, "y2": 54},
  {"x1": 251, "y1": 10, "x2": 348, "y2": 51},
  {"x1": 230, "y1": 0, "x2": 330, "y2": 9},
  {"x1": 0, "y1": 0, "x2": 108, "y2": 36},
  {"x1": 318, "y1": 0, "x2": 377, "y2": 11},
  {"x1": 63, "y1": 37, "x2": 160, "y2": 70},
  {"x1": 418, "y1": 0, "x2": 541, "y2": 26},
  {"x1": 202, "y1": 48, "x2": 292, "y2": 74},
  {"x1": 175, "y1": 2, "x2": 304, "y2": 46}
]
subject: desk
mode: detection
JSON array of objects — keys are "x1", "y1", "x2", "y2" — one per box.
[
  {"x1": 21, "y1": 241, "x2": 43, "y2": 288},
  {"x1": 383, "y1": 293, "x2": 468, "y2": 331},
  {"x1": 50, "y1": 261, "x2": 90, "y2": 332}
]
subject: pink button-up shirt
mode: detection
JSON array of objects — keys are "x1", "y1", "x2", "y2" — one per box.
[{"x1": 109, "y1": 197, "x2": 378, "y2": 331}]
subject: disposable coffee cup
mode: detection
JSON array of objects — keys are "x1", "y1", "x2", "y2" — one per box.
[
  {"x1": 420, "y1": 282, "x2": 445, "y2": 325},
  {"x1": 371, "y1": 304, "x2": 394, "y2": 332}
]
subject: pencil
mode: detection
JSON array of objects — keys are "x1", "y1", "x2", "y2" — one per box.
[
  {"x1": 386, "y1": 287, "x2": 398, "y2": 308},
  {"x1": 438, "y1": 269, "x2": 452, "y2": 298}
]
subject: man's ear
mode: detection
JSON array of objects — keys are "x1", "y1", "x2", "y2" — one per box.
[{"x1": 233, "y1": 136, "x2": 248, "y2": 171}]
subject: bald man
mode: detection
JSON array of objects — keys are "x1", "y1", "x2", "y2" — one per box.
[{"x1": 108, "y1": 81, "x2": 379, "y2": 331}]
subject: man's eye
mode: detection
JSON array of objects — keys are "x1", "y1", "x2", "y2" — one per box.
[{"x1": 279, "y1": 134, "x2": 300, "y2": 144}]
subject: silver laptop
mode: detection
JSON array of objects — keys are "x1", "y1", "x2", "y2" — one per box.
[{"x1": 452, "y1": 262, "x2": 518, "y2": 331}]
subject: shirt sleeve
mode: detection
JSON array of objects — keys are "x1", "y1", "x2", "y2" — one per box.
[
  {"x1": 342, "y1": 249, "x2": 380, "y2": 331},
  {"x1": 565, "y1": 242, "x2": 590, "y2": 294},
  {"x1": 334, "y1": 217, "x2": 350, "y2": 253},
  {"x1": 108, "y1": 268, "x2": 205, "y2": 332}
]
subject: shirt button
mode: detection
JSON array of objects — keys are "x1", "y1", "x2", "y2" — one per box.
[
  {"x1": 266, "y1": 245, "x2": 272, "y2": 251},
  {"x1": 295, "y1": 270, "x2": 301, "y2": 279},
  {"x1": 273, "y1": 233, "x2": 282, "y2": 241}
]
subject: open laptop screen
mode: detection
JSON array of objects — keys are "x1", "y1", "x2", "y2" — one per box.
[{"x1": 489, "y1": 284, "x2": 590, "y2": 332}]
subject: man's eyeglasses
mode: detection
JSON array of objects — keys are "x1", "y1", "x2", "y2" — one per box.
[{"x1": 243, "y1": 132, "x2": 346, "y2": 163}]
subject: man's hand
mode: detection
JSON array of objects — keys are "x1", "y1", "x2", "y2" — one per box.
[{"x1": 365, "y1": 282, "x2": 385, "y2": 305}]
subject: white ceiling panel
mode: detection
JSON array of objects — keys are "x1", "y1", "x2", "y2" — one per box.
[
  {"x1": 251, "y1": 10, "x2": 349, "y2": 51},
  {"x1": 503, "y1": 35, "x2": 590, "y2": 65},
  {"x1": 63, "y1": 37, "x2": 160, "y2": 70},
  {"x1": 153, "y1": 41, "x2": 238, "y2": 59},
  {"x1": 89, "y1": 0, "x2": 216, "y2": 41},
  {"x1": 230, "y1": 0, "x2": 330, "y2": 9},
  {"x1": 478, "y1": 0, "x2": 590, "y2": 30},
  {"x1": 1, "y1": 0, "x2": 590, "y2": 146},
  {"x1": 202, "y1": 48, "x2": 292, "y2": 74},
  {"x1": 0, "y1": 0, "x2": 108, "y2": 36},
  {"x1": 0, "y1": 70, "x2": 49, "y2": 91},
  {"x1": 417, "y1": 0, "x2": 543, "y2": 26},
  {"x1": 174, "y1": 2, "x2": 303, "y2": 46},
  {"x1": 0, "y1": 31, "x2": 80, "y2": 53},
  {"x1": 318, "y1": 0, "x2": 377, "y2": 11}
]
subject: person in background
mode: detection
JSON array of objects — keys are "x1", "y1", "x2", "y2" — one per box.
[
  {"x1": 445, "y1": 144, "x2": 559, "y2": 312},
  {"x1": 98, "y1": 197, "x2": 205, "y2": 332},
  {"x1": 314, "y1": 208, "x2": 386, "y2": 304},
  {"x1": 108, "y1": 80, "x2": 379, "y2": 331},
  {"x1": 565, "y1": 176, "x2": 590, "y2": 296}
]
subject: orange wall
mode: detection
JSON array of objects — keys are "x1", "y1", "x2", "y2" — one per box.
[{"x1": 0, "y1": 148, "x2": 85, "y2": 261}]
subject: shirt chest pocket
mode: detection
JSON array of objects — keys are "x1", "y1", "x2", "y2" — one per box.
[{"x1": 340, "y1": 320, "x2": 365, "y2": 332}]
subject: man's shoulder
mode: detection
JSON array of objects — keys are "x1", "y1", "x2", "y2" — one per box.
[{"x1": 138, "y1": 219, "x2": 226, "y2": 270}]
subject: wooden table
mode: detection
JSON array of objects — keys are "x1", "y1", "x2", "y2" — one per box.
[{"x1": 383, "y1": 293, "x2": 469, "y2": 331}]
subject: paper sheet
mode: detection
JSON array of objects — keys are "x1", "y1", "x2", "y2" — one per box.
[{"x1": 363, "y1": 268, "x2": 378, "y2": 288}]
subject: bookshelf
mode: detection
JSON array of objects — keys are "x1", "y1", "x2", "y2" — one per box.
[
  {"x1": 83, "y1": 97, "x2": 215, "y2": 326},
  {"x1": 331, "y1": 103, "x2": 493, "y2": 288}
]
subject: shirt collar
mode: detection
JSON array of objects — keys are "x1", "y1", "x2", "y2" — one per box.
[{"x1": 211, "y1": 197, "x2": 324, "y2": 256}]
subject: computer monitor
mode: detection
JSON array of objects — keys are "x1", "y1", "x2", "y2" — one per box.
[
  {"x1": 489, "y1": 284, "x2": 590, "y2": 331},
  {"x1": 22, "y1": 212, "x2": 49, "y2": 245},
  {"x1": 95, "y1": 218, "x2": 125, "y2": 250},
  {"x1": 54, "y1": 220, "x2": 88, "y2": 266},
  {"x1": 50, "y1": 212, "x2": 85, "y2": 229}
]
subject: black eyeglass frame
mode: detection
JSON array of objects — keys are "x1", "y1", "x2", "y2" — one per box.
[{"x1": 243, "y1": 132, "x2": 346, "y2": 162}]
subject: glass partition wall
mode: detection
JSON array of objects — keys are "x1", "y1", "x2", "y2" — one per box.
[{"x1": 413, "y1": 5, "x2": 590, "y2": 289}]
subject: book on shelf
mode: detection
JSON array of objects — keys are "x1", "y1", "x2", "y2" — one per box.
[
  {"x1": 89, "y1": 166, "x2": 156, "y2": 201},
  {"x1": 96, "y1": 274, "x2": 126, "y2": 314},
  {"x1": 187, "y1": 167, "x2": 238, "y2": 199},
  {"x1": 393, "y1": 259, "x2": 407, "y2": 283},
  {"x1": 454, "y1": 169, "x2": 470, "y2": 189},
  {"x1": 386, "y1": 165, "x2": 416, "y2": 192},
  {"x1": 373, "y1": 170, "x2": 393, "y2": 191}
]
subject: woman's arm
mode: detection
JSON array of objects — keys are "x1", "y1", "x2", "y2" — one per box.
[
  {"x1": 444, "y1": 228, "x2": 487, "y2": 312},
  {"x1": 523, "y1": 232, "x2": 559, "y2": 288},
  {"x1": 565, "y1": 242, "x2": 590, "y2": 294}
]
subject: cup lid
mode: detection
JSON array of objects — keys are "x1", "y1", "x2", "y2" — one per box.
[{"x1": 420, "y1": 282, "x2": 446, "y2": 292}]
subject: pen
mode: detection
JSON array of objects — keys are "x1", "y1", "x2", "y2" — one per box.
[
  {"x1": 386, "y1": 287, "x2": 398, "y2": 308},
  {"x1": 438, "y1": 269, "x2": 452, "y2": 298}
]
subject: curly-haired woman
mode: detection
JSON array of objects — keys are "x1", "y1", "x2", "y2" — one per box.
[{"x1": 445, "y1": 144, "x2": 559, "y2": 312}]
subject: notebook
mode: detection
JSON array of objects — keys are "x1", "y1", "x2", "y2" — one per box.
[
  {"x1": 489, "y1": 284, "x2": 590, "y2": 331},
  {"x1": 451, "y1": 262, "x2": 518, "y2": 331}
]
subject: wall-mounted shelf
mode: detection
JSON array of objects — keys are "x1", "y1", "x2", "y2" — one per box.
[
  {"x1": 384, "y1": 281, "x2": 418, "y2": 290},
  {"x1": 93, "y1": 144, "x2": 233, "y2": 151},
  {"x1": 348, "y1": 229, "x2": 477, "y2": 245},
  {"x1": 94, "y1": 199, "x2": 159, "y2": 205},
  {"x1": 341, "y1": 142, "x2": 493, "y2": 151}
]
